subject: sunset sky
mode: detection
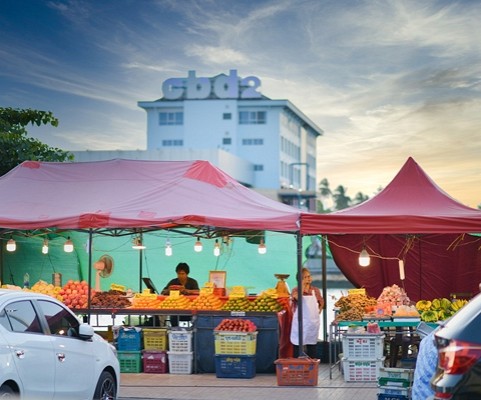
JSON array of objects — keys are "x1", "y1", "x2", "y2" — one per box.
[{"x1": 2, "y1": 0, "x2": 481, "y2": 207}]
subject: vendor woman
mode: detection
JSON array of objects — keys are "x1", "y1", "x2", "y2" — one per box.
[
  {"x1": 290, "y1": 267, "x2": 324, "y2": 359},
  {"x1": 161, "y1": 262, "x2": 199, "y2": 295}
]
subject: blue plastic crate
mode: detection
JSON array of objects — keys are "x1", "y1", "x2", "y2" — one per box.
[
  {"x1": 215, "y1": 355, "x2": 256, "y2": 379},
  {"x1": 377, "y1": 394, "x2": 409, "y2": 400},
  {"x1": 117, "y1": 327, "x2": 142, "y2": 351}
]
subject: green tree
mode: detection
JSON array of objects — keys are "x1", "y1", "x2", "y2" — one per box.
[
  {"x1": 0, "y1": 107, "x2": 73, "y2": 176},
  {"x1": 332, "y1": 185, "x2": 351, "y2": 210},
  {"x1": 317, "y1": 178, "x2": 333, "y2": 213},
  {"x1": 352, "y1": 191, "x2": 369, "y2": 205}
]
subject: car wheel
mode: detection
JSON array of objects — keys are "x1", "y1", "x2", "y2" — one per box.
[
  {"x1": 93, "y1": 371, "x2": 116, "y2": 400},
  {"x1": 0, "y1": 384, "x2": 18, "y2": 398}
]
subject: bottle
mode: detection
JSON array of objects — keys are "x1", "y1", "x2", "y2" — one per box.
[{"x1": 23, "y1": 273, "x2": 30, "y2": 289}]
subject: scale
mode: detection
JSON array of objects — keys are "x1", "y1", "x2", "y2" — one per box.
[{"x1": 274, "y1": 274, "x2": 290, "y2": 297}]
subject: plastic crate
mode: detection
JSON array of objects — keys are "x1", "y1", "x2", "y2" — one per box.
[
  {"x1": 213, "y1": 331, "x2": 257, "y2": 355},
  {"x1": 143, "y1": 328, "x2": 168, "y2": 351},
  {"x1": 117, "y1": 351, "x2": 142, "y2": 373},
  {"x1": 274, "y1": 357, "x2": 320, "y2": 386},
  {"x1": 168, "y1": 330, "x2": 193, "y2": 352},
  {"x1": 379, "y1": 367, "x2": 414, "y2": 382},
  {"x1": 342, "y1": 334, "x2": 385, "y2": 360},
  {"x1": 378, "y1": 377, "x2": 412, "y2": 388},
  {"x1": 167, "y1": 351, "x2": 193, "y2": 374},
  {"x1": 342, "y1": 357, "x2": 385, "y2": 382},
  {"x1": 215, "y1": 355, "x2": 256, "y2": 379},
  {"x1": 142, "y1": 350, "x2": 168, "y2": 373},
  {"x1": 377, "y1": 394, "x2": 409, "y2": 400},
  {"x1": 117, "y1": 328, "x2": 142, "y2": 351},
  {"x1": 378, "y1": 386, "x2": 411, "y2": 397}
]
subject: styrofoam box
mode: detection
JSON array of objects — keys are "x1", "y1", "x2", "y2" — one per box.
[
  {"x1": 379, "y1": 367, "x2": 414, "y2": 382},
  {"x1": 341, "y1": 334, "x2": 385, "y2": 360},
  {"x1": 342, "y1": 357, "x2": 385, "y2": 382}
]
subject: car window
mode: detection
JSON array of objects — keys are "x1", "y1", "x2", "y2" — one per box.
[
  {"x1": 1, "y1": 300, "x2": 43, "y2": 333},
  {"x1": 37, "y1": 300, "x2": 80, "y2": 337}
]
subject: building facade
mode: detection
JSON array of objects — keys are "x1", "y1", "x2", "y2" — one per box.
[{"x1": 73, "y1": 70, "x2": 323, "y2": 210}]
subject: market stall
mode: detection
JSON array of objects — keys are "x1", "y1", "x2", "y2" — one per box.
[
  {"x1": 300, "y1": 157, "x2": 481, "y2": 302},
  {"x1": 0, "y1": 159, "x2": 307, "y2": 371}
]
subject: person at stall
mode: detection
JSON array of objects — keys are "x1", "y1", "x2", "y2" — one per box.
[
  {"x1": 290, "y1": 267, "x2": 324, "y2": 359},
  {"x1": 161, "y1": 262, "x2": 199, "y2": 327},
  {"x1": 161, "y1": 262, "x2": 200, "y2": 295}
]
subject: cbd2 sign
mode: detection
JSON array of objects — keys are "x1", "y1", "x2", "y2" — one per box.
[{"x1": 162, "y1": 70, "x2": 262, "y2": 100}]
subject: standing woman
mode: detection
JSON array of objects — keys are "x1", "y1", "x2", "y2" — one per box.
[{"x1": 290, "y1": 267, "x2": 324, "y2": 359}]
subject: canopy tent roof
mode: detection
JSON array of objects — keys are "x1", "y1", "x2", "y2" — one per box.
[
  {"x1": 301, "y1": 157, "x2": 481, "y2": 234},
  {"x1": 300, "y1": 157, "x2": 481, "y2": 301},
  {"x1": 0, "y1": 159, "x2": 301, "y2": 234}
]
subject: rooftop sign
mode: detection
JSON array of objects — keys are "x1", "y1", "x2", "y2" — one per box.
[{"x1": 162, "y1": 70, "x2": 262, "y2": 100}]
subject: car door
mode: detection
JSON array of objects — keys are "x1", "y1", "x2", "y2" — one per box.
[
  {"x1": 36, "y1": 300, "x2": 95, "y2": 400},
  {"x1": 0, "y1": 299, "x2": 55, "y2": 399}
]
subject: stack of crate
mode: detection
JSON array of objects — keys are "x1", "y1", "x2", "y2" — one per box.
[
  {"x1": 377, "y1": 367, "x2": 414, "y2": 400},
  {"x1": 341, "y1": 333, "x2": 385, "y2": 382},
  {"x1": 142, "y1": 328, "x2": 169, "y2": 374},
  {"x1": 213, "y1": 329, "x2": 258, "y2": 379},
  {"x1": 167, "y1": 329, "x2": 194, "y2": 374},
  {"x1": 116, "y1": 327, "x2": 143, "y2": 373}
]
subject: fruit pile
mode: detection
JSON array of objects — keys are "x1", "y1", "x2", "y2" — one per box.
[
  {"x1": 90, "y1": 290, "x2": 131, "y2": 309},
  {"x1": 59, "y1": 280, "x2": 94, "y2": 309},
  {"x1": 247, "y1": 294, "x2": 283, "y2": 312},
  {"x1": 334, "y1": 293, "x2": 378, "y2": 321},
  {"x1": 416, "y1": 298, "x2": 468, "y2": 322},
  {"x1": 215, "y1": 318, "x2": 257, "y2": 332},
  {"x1": 221, "y1": 297, "x2": 251, "y2": 311},
  {"x1": 130, "y1": 294, "x2": 163, "y2": 309},
  {"x1": 377, "y1": 284, "x2": 411, "y2": 306},
  {"x1": 158, "y1": 294, "x2": 192, "y2": 309},
  {"x1": 190, "y1": 293, "x2": 224, "y2": 310},
  {"x1": 30, "y1": 280, "x2": 64, "y2": 301}
]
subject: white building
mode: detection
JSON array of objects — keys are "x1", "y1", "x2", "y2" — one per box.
[{"x1": 72, "y1": 70, "x2": 323, "y2": 210}]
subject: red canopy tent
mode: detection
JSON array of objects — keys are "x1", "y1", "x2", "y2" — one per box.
[
  {"x1": 0, "y1": 159, "x2": 301, "y2": 232},
  {"x1": 301, "y1": 157, "x2": 481, "y2": 301}
]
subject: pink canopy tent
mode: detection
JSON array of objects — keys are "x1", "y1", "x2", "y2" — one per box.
[
  {"x1": 0, "y1": 159, "x2": 301, "y2": 232},
  {"x1": 301, "y1": 157, "x2": 481, "y2": 301}
]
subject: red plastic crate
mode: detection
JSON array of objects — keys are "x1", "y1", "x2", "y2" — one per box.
[
  {"x1": 142, "y1": 350, "x2": 168, "y2": 374},
  {"x1": 274, "y1": 357, "x2": 320, "y2": 386}
]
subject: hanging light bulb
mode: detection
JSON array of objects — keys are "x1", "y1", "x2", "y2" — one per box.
[
  {"x1": 194, "y1": 237, "x2": 203, "y2": 252},
  {"x1": 258, "y1": 239, "x2": 267, "y2": 255},
  {"x1": 213, "y1": 239, "x2": 221, "y2": 257},
  {"x1": 6, "y1": 237, "x2": 16, "y2": 252},
  {"x1": 42, "y1": 239, "x2": 49, "y2": 254},
  {"x1": 399, "y1": 259, "x2": 405, "y2": 280},
  {"x1": 165, "y1": 239, "x2": 173, "y2": 256},
  {"x1": 132, "y1": 236, "x2": 146, "y2": 250},
  {"x1": 358, "y1": 247, "x2": 370, "y2": 267},
  {"x1": 63, "y1": 237, "x2": 74, "y2": 253}
]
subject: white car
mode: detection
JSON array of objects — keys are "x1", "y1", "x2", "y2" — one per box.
[{"x1": 0, "y1": 289, "x2": 119, "y2": 399}]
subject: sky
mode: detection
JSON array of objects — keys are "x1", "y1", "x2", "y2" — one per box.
[{"x1": 1, "y1": 0, "x2": 481, "y2": 207}]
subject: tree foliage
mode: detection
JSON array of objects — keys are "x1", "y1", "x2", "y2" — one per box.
[
  {"x1": 317, "y1": 177, "x2": 370, "y2": 212},
  {"x1": 0, "y1": 107, "x2": 73, "y2": 176}
]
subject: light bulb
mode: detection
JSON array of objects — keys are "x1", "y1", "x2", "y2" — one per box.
[
  {"x1": 258, "y1": 239, "x2": 267, "y2": 255},
  {"x1": 213, "y1": 239, "x2": 220, "y2": 257},
  {"x1": 42, "y1": 239, "x2": 49, "y2": 254},
  {"x1": 165, "y1": 240, "x2": 172, "y2": 256},
  {"x1": 194, "y1": 237, "x2": 203, "y2": 252},
  {"x1": 6, "y1": 238, "x2": 16, "y2": 252},
  {"x1": 132, "y1": 237, "x2": 146, "y2": 250},
  {"x1": 64, "y1": 237, "x2": 74, "y2": 253},
  {"x1": 358, "y1": 248, "x2": 370, "y2": 267}
]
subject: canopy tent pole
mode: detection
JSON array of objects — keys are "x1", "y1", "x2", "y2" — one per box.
[
  {"x1": 86, "y1": 229, "x2": 93, "y2": 324},
  {"x1": 296, "y1": 232, "x2": 305, "y2": 355},
  {"x1": 321, "y1": 235, "x2": 328, "y2": 341}
]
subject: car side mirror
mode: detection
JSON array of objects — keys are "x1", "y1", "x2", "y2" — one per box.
[{"x1": 78, "y1": 323, "x2": 94, "y2": 340}]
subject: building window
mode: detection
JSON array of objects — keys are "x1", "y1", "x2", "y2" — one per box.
[
  {"x1": 223, "y1": 113, "x2": 232, "y2": 120},
  {"x1": 239, "y1": 111, "x2": 266, "y2": 124},
  {"x1": 254, "y1": 164, "x2": 264, "y2": 171},
  {"x1": 159, "y1": 112, "x2": 183, "y2": 125},
  {"x1": 242, "y1": 138, "x2": 264, "y2": 145},
  {"x1": 222, "y1": 138, "x2": 232, "y2": 145},
  {"x1": 162, "y1": 139, "x2": 183, "y2": 146}
]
